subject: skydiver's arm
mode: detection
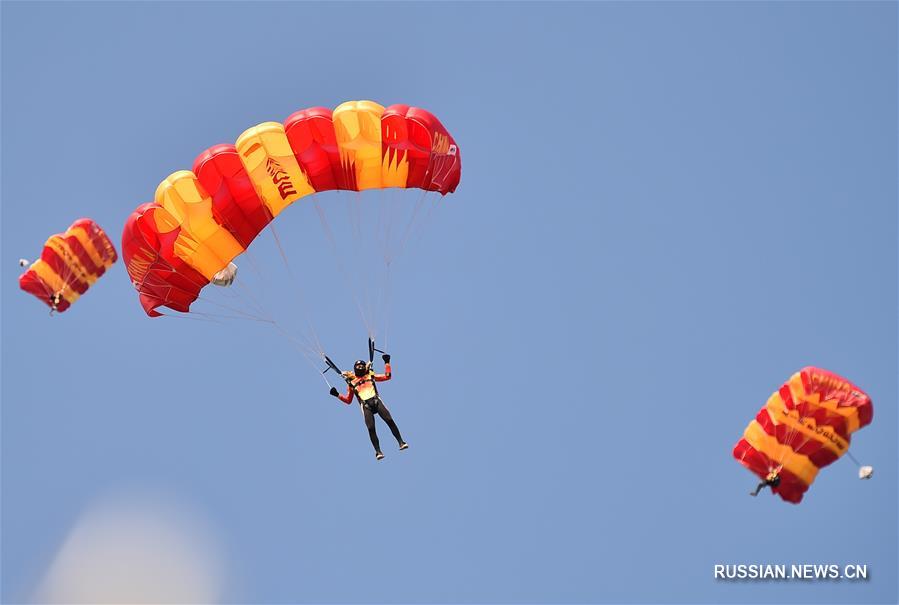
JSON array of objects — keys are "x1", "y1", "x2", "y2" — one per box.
[
  {"x1": 374, "y1": 362, "x2": 392, "y2": 382},
  {"x1": 338, "y1": 385, "x2": 354, "y2": 404}
]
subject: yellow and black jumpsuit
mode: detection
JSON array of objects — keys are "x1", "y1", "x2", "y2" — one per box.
[{"x1": 337, "y1": 363, "x2": 405, "y2": 454}]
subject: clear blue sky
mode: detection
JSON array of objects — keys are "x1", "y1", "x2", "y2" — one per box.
[{"x1": 2, "y1": 2, "x2": 896, "y2": 603}]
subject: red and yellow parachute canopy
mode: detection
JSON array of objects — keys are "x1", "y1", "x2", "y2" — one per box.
[
  {"x1": 18, "y1": 219, "x2": 118, "y2": 313},
  {"x1": 733, "y1": 367, "x2": 873, "y2": 503},
  {"x1": 122, "y1": 100, "x2": 461, "y2": 317}
]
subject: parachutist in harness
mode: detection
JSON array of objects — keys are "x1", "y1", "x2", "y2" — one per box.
[
  {"x1": 750, "y1": 467, "x2": 782, "y2": 497},
  {"x1": 49, "y1": 292, "x2": 62, "y2": 314},
  {"x1": 327, "y1": 347, "x2": 408, "y2": 460}
]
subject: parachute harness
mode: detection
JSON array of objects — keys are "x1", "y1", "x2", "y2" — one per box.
[{"x1": 322, "y1": 338, "x2": 386, "y2": 399}]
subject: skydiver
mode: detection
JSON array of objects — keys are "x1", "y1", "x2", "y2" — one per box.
[
  {"x1": 750, "y1": 467, "x2": 782, "y2": 496},
  {"x1": 330, "y1": 354, "x2": 408, "y2": 460},
  {"x1": 49, "y1": 292, "x2": 61, "y2": 312}
]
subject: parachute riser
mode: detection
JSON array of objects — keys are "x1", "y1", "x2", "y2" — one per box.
[
  {"x1": 324, "y1": 338, "x2": 387, "y2": 387},
  {"x1": 322, "y1": 354, "x2": 354, "y2": 387},
  {"x1": 368, "y1": 337, "x2": 386, "y2": 363}
]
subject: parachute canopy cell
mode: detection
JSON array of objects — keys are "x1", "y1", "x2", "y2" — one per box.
[
  {"x1": 732, "y1": 367, "x2": 873, "y2": 503},
  {"x1": 18, "y1": 219, "x2": 118, "y2": 312},
  {"x1": 122, "y1": 100, "x2": 461, "y2": 317}
]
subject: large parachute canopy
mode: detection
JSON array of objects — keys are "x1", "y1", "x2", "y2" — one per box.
[
  {"x1": 19, "y1": 218, "x2": 118, "y2": 313},
  {"x1": 733, "y1": 367, "x2": 873, "y2": 503},
  {"x1": 122, "y1": 100, "x2": 461, "y2": 317}
]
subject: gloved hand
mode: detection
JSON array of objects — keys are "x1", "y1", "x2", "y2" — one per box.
[
  {"x1": 329, "y1": 387, "x2": 339, "y2": 397},
  {"x1": 382, "y1": 354, "x2": 391, "y2": 363}
]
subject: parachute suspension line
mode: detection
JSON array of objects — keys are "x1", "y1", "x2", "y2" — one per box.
[
  {"x1": 192, "y1": 306, "x2": 275, "y2": 324},
  {"x1": 320, "y1": 354, "x2": 349, "y2": 391},
  {"x1": 171, "y1": 297, "x2": 323, "y2": 378},
  {"x1": 188, "y1": 287, "x2": 273, "y2": 323},
  {"x1": 235, "y1": 248, "x2": 292, "y2": 330},
  {"x1": 225, "y1": 263, "x2": 324, "y2": 378},
  {"x1": 773, "y1": 384, "x2": 853, "y2": 478},
  {"x1": 222, "y1": 260, "x2": 323, "y2": 374},
  {"x1": 270, "y1": 320, "x2": 327, "y2": 375},
  {"x1": 266, "y1": 222, "x2": 326, "y2": 355},
  {"x1": 47, "y1": 241, "x2": 83, "y2": 306},
  {"x1": 374, "y1": 186, "x2": 388, "y2": 261},
  {"x1": 161, "y1": 259, "x2": 319, "y2": 363},
  {"x1": 238, "y1": 240, "x2": 266, "y2": 283},
  {"x1": 362, "y1": 190, "x2": 381, "y2": 338},
  {"x1": 349, "y1": 188, "x2": 364, "y2": 246},
  {"x1": 413, "y1": 142, "x2": 447, "y2": 236},
  {"x1": 253, "y1": 288, "x2": 323, "y2": 358},
  {"x1": 232, "y1": 283, "x2": 273, "y2": 324},
  {"x1": 371, "y1": 192, "x2": 392, "y2": 343},
  {"x1": 349, "y1": 192, "x2": 372, "y2": 337},
  {"x1": 342, "y1": 191, "x2": 372, "y2": 338},
  {"x1": 131, "y1": 236, "x2": 325, "y2": 382},
  {"x1": 131, "y1": 209, "x2": 272, "y2": 322},
  {"x1": 391, "y1": 146, "x2": 440, "y2": 265},
  {"x1": 268, "y1": 223, "x2": 298, "y2": 281},
  {"x1": 148, "y1": 210, "x2": 324, "y2": 376},
  {"x1": 369, "y1": 189, "x2": 387, "y2": 336},
  {"x1": 157, "y1": 311, "x2": 225, "y2": 324},
  {"x1": 232, "y1": 277, "x2": 321, "y2": 355},
  {"x1": 208, "y1": 206, "x2": 324, "y2": 358},
  {"x1": 777, "y1": 389, "x2": 840, "y2": 477},
  {"x1": 320, "y1": 368, "x2": 336, "y2": 390},
  {"x1": 380, "y1": 261, "x2": 394, "y2": 351},
  {"x1": 415, "y1": 191, "x2": 445, "y2": 249},
  {"x1": 845, "y1": 450, "x2": 863, "y2": 469},
  {"x1": 779, "y1": 415, "x2": 859, "y2": 483},
  {"x1": 312, "y1": 196, "x2": 374, "y2": 336},
  {"x1": 389, "y1": 188, "x2": 428, "y2": 265},
  {"x1": 385, "y1": 188, "x2": 404, "y2": 339},
  {"x1": 152, "y1": 275, "x2": 273, "y2": 323},
  {"x1": 377, "y1": 185, "x2": 400, "y2": 263},
  {"x1": 157, "y1": 310, "x2": 271, "y2": 324},
  {"x1": 30, "y1": 268, "x2": 58, "y2": 308},
  {"x1": 134, "y1": 261, "x2": 273, "y2": 323},
  {"x1": 231, "y1": 276, "x2": 268, "y2": 318},
  {"x1": 783, "y1": 419, "x2": 819, "y2": 471},
  {"x1": 371, "y1": 187, "x2": 402, "y2": 342},
  {"x1": 760, "y1": 382, "x2": 806, "y2": 474},
  {"x1": 413, "y1": 193, "x2": 437, "y2": 244},
  {"x1": 218, "y1": 267, "x2": 269, "y2": 318},
  {"x1": 774, "y1": 405, "x2": 809, "y2": 476},
  {"x1": 202, "y1": 206, "x2": 269, "y2": 292},
  {"x1": 382, "y1": 186, "x2": 402, "y2": 264}
]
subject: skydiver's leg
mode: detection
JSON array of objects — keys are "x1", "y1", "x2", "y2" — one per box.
[
  {"x1": 376, "y1": 400, "x2": 405, "y2": 446},
  {"x1": 750, "y1": 482, "x2": 766, "y2": 496},
  {"x1": 363, "y1": 404, "x2": 381, "y2": 454}
]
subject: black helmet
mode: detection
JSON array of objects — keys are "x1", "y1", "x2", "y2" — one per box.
[{"x1": 353, "y1": 360, "x2": 368, "y2": 377}]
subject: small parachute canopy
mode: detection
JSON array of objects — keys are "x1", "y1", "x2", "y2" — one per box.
[
  {"x1": 733, "y1": 367, "x2": 873, "y2": 503},
  {"x1": 211, "y1": 262, "x2": 237, "y2": 287},
  {"x1": 19, "y1": 219, "x2": 117, "y2": 313},
  {"x1": 859, "y1": 465, "x2": 873, "y2": 480}
]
